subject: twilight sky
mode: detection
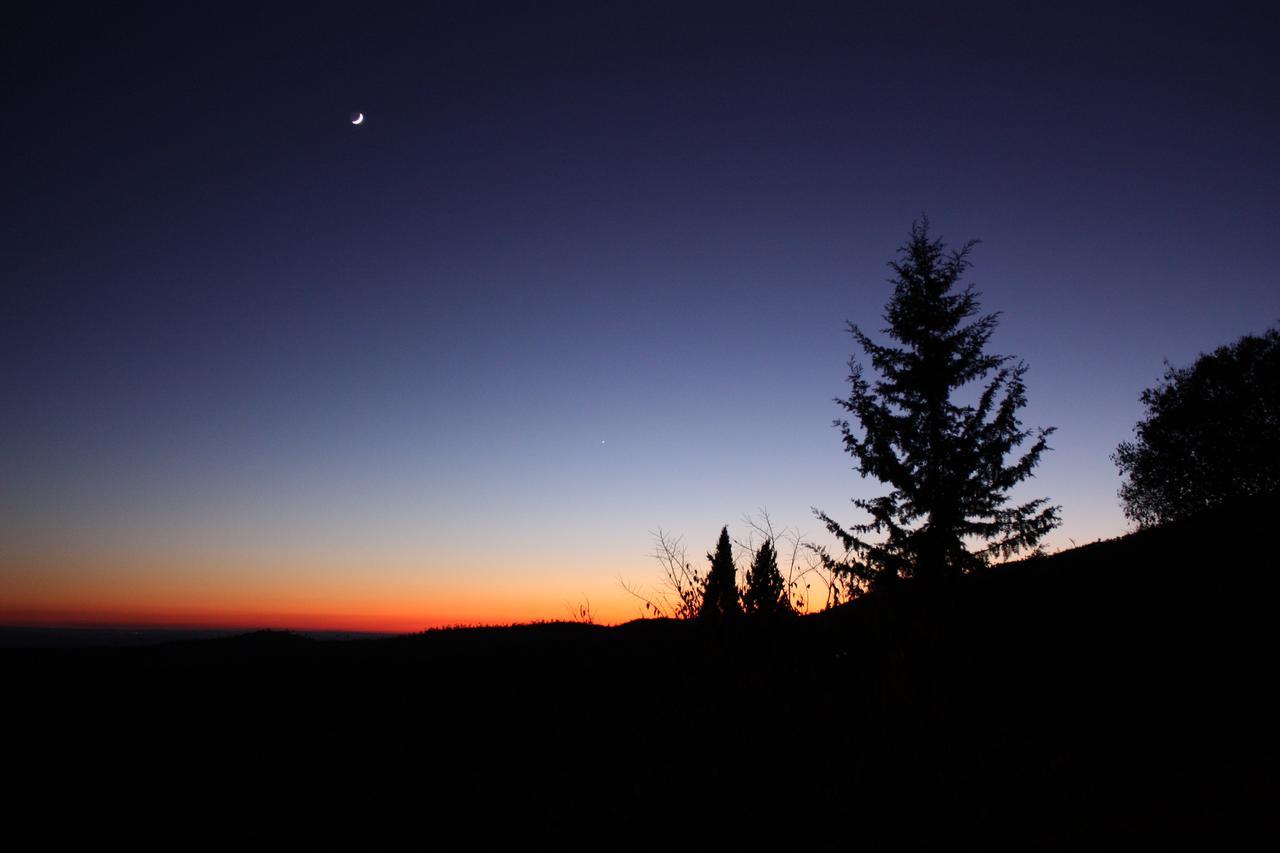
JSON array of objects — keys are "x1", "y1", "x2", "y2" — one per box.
[{"x1": 3, "y1": 2, "x2": 1278, "y2": 630}]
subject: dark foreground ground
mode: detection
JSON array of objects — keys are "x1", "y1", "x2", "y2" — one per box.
[{"x1": 6, "y1": 496, "x2": 1279, "y2": 847}]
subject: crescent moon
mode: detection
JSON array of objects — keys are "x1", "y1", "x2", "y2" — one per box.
[{"x1": 351, "y1": 112, "x2": 364, "y2": 125}]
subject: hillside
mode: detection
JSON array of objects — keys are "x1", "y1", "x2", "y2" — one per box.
[{"x1": 6, "y1": 494, "x2": 1278, "y2": 846}]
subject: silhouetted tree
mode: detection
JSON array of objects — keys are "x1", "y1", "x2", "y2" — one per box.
[
  {"x1": 740, "y1": 510, "x2": 830, "y2": 612},
  {"x1": 620, "y1": 529, "x2": 706, "y2": 619},
  {"x1": 1113, "y1": 327, "x2": 1280, "y2": 527},
  {"x1": 742, "y1": 538, "x2": 791, "y2": 617},
  {"x1": 813, "y1": 218, "x2": 1060, "y2": 592},
  {"x1": 699, "y1": 526, "x2": 742, "y2": 621}
]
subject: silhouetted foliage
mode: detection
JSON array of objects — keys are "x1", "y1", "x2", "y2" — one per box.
[
  {"x1": 1113, "y1": 327, "x2": 1280, "y2": 527},
  {"x1": 741, "y1": 538, "x2": 791, "y2": 617},
  {"x1": 622, "y1": 529, "x2": 707, "y2": 619},
  {"x1": 814, "y1": 218, "x2": 1060, "y2": 593},
  {"x1": 564, "y1": 596, "x2": 595, "y2": 624},
  {"x1": 739, "y1": 510, "x2": 832, "y2": 612},
  {"x1": 11, "y1": 492, "x2": 1280, "y2": 847},
  {"x1": 699, "y1": 526, "x2": 742, "y2": 621}
]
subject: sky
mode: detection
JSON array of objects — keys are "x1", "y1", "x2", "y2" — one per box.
[{"x1": 3, "y1": 1, "x2": 1278, "y2": 630}]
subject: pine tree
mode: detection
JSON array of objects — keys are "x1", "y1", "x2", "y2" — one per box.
[
  {"x1": 699, "y1": 526, "x2": 742, "y2": 621},
  {"x1": 814, "y1": 218, "x2": 1060, "y2": 592},
  {"x1": 742, "y1": 538, "x2": 791, "y2": 617}
]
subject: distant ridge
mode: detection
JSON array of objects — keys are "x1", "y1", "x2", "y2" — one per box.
[
  {"x1": 0, "y1": 625, "x2": 394, "y2": 648},
  {"x1": 4, "y1": 492, "x2": 1277, "y2": 847}
]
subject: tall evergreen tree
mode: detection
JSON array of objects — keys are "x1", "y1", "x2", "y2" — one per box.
[
  {"x1": 699, "y1": 526, "x2": 742, "y2": 621},
  {"x1": 742, "y1": 538, "x2": 791, "y2": 617},
  {"x1": 814, "y1": 218, "x2": 1060, "y2": 592}
]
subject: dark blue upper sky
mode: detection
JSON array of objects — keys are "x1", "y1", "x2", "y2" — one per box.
[{"x1": 3, "y1": 2, "x2": 1278, "y2": 624}]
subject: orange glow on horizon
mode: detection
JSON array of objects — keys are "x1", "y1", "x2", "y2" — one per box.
[
  {"x1": 0, "y1": 589, "x2": 645, "y2": 633},
  {"x1": 0, "y1": 597, "x2": 642, "y2": 633},
  {"x1": 0, "y1": 549, "x2": 648, "y2": 632}
]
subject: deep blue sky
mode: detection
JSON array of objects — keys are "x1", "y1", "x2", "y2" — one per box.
[{"x1": 3, "y1": 2, "x2": 1278, "y2": 626}]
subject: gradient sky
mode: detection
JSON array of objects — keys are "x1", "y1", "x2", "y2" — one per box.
[{"x1": 3, "y1": 2, "x2": 1278, "y2": 629}]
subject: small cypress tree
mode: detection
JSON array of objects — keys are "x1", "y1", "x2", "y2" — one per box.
[
  {"x1": 742, "y1": 538, "x2": 791, "y2": 617},
  {"x1": 699, "y1": 526, "x2": 742, "y2": 621}
]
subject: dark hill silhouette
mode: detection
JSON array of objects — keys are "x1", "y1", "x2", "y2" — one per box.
[
  {"x1": 5, "y1": 494, "x2": 1277, "y2": 846},
  {"x1": 201, "y1": 627, "x2": 316, "y2": 648}
]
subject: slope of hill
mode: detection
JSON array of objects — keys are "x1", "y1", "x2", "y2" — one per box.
[{"x1": 5, "y1": 495, "x2": 1277, "y2": 846}]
